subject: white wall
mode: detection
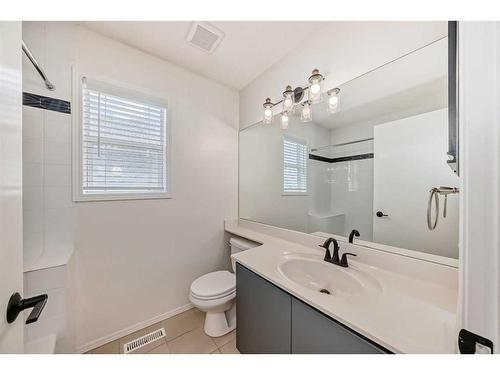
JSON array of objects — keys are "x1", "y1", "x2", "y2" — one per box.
[
  {"x1": 239, "y1": 21, "x2": 447, "y2": 129},
  {"x1": 22, "y1": 22, "x2": 239, "y2": 351},
  {"x1": 373, "y1": 109, "x2": 459, "y2": 258}
]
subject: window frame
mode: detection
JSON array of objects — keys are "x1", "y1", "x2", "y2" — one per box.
[
  {"x1": 72, "y1": 69, "x2": 172, "y2": 202},
  {"x1": 281, "y1": 135, "x2": 309, "y2": 196}
]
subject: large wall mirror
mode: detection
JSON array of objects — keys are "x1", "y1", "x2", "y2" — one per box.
[{"x1": 239, "y1": 37, "x2": 459, "y2": 260}]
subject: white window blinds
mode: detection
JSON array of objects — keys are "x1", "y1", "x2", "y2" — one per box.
[
  {"x1": 80, "y1": 78, "x2": 168, "y2": 197},
  {"x1": 283, "y1": 136, "x2": 308, "y2": 194}
]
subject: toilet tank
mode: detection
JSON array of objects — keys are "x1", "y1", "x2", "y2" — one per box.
[{"x1": 230, "y1": 237, "x2": 259, "y2": 272}]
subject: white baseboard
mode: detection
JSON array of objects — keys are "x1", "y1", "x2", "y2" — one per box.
[{"x1": 76, "y1": 303, "x2": 194, "y2": 353}]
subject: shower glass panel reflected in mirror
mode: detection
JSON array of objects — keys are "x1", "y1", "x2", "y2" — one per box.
[{"x1": 239, "y1": 37, "x2": 459, "y2": 259}]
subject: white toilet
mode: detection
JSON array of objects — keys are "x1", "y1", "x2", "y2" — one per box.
[{"x1": 189, "y1": 237, "x2": 259, "y2": 337}]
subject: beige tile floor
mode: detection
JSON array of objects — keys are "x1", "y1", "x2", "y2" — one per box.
[{"x1": 86, "y1": 308, "x2": 240, "y2": 354}]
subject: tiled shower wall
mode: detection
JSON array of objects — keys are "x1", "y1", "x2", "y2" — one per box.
[{"x1": 22, "y1": 104, "x2": 74, "y2": 268}]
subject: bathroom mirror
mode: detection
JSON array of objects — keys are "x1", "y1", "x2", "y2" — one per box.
[{"x1": 239, "y1": 37, "x2": 459, "y2": 260}]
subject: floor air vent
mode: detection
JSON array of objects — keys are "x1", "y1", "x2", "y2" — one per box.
[{"x1": 123, "y1": 328, "x2": 165, "y2": 354}]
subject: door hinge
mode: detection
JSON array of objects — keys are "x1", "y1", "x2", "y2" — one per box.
[{"x1": 458, "y1": 329, "x2": 493, "y2": 354}]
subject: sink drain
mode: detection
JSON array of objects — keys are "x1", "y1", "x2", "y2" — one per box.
[{"x1": 319, "y1": 289, "x2": 331, "y2": 295}]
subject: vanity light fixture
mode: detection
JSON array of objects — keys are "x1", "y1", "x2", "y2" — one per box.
[
  {"x1": 308, "y1": 69, "x2": 324, "y2": 103},
  {"x1": 281, "y1": 112, "x2": 290, "y2": 130},
  {"x1": 261, "y1": 69, "x2": 339, "y2": 128},
  {"x1": 263, "y1": 97, "x2": 274, "y2": 124},
  {"x1": 301, "y1": 101, "x2": 312, "y2": 123},
  {"x1": 327, "y1": 88, "x2": 340, "y2": 113},
  {"x1": 282, "y1": 85, "x2": 294, "y2": 112}
]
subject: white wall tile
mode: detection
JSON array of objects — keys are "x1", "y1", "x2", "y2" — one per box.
[
  {"x1": 23, "y1": 138, "x2": 44, "y2": 164},
  {"x1": 23, "y1": 232, "x2": 43, "y2": 265},
  {"x1": 44, "y1": 140, "x2": 70, "y2": 165},
  {"x1": 44, "y1": 208, "x2": 74, "y2": 252},
  {"x1": 24, "y1": 266, "x2": 66, "y2": 294},
  {"x1": 44, "y1": 111, "x2": 71, "y2": 143},
  {"x1": 22, "y1": 23, "x2": 74, "y2": 353},
  {"x1": 23, "y1": 162, "x2": 43, "y2": 187},
  {"x1": 23, "y1": 106, "x2": 44, "y2": 140},
  {"x1": 24, "y1": 209, "x2": 43, "y2": 234},
  {"x1": 44, "y1": 186, "x2": 72, "y2": 209},
  {"x1": 23, "y1": 186, "x2": 43, "y2": 210},
  {"x1": 26, "y1": 313, "x2": 67, "y2": 343},
  {"x1": 45, "y1": 288, "x2": 67, "y2": 317},
  {"x1": 44, "y1": 164, "x2": 71, "y2": 187},
  {"x1": 23, "y1": 287, "x2": 66, "y2": 317},
  {"x1": 24, "y1": 267, "x2": 70, "y2": 351},
  {"x1": 23, "y1": 208, "x2": 44, "y2": 265}
]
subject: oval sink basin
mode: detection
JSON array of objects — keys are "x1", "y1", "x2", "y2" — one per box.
[{"x1": 278, "y1": 255, "x2": 379, "y2": 297}]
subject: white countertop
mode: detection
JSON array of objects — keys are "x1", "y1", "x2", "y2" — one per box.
[{"x1": 227, "y1": 220, "x2": 458, "y2": 354}]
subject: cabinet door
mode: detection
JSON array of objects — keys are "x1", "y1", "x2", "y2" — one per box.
[
  {"x1": 291, "y1": 298, "x2": 388, "y2": 354},
  {"x1": 236, "y1": 264, "x2": 291, "y2": 353}
]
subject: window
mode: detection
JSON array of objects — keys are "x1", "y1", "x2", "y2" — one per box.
[
  {"x1": 282, "y1": 136, "x2": 308, "y2": 194},
  {"x1": 74, "y1": 76, "x2": 170, "y2": 201}
]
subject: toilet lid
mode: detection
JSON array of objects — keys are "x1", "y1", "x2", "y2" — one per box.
[{"x1": 191, "y1": 271, "x2": 236, "y2": 299}]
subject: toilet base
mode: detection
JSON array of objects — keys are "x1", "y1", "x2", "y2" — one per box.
[{"x1": 204, "y1": 304, "x2": 236, "y2": 337}]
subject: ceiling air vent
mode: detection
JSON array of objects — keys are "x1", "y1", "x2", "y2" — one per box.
[{"x1": 186, "y1": 22, "x2": 225, "y2": 53}]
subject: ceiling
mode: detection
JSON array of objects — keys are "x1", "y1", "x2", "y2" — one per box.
[
  {"x1": 309, "y1": 37, "x2": 448, "y2": 130},
  {"x1": 79, "y1": 21, "x2": 328, "y2": 90}
]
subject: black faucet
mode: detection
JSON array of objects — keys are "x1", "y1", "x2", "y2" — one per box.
[
  {"x1": 349, "y1": 229, "x2": 360, "y2": 244},
  {"x1": 339, "y1": 252, "x2": 357, "y2": 267},
  {"x1": 319, "y1": 237, "x2": 357, "y2": 267},
  {"x1": 318, "y1": 237, "x2": 340, "y2": 263}
]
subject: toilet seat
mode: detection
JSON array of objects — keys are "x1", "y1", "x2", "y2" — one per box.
[
  {"x1": 190, "y1": 271, "x2": 236, "y2": 300},
  {"x1": 190, "y1": 289, "x2": 235, "y2": 301}
]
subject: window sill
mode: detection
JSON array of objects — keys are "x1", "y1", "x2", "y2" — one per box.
[
  {"x1": 281, "y1": 192, "x2": 309, "y2": 197},
  {"x1": 73, "y1": 192, "x2": 172, "y2": 202}
]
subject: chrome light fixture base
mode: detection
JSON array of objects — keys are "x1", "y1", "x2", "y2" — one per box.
[
  {"x1": 327, "y1": 88, "x2": 340, "y2": 96},
  {"x1": 308, "y1": 68, "x2": 324, "y2": 84}
]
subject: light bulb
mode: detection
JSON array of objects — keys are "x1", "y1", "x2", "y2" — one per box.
[
  {"x1": 262, "y1": 98, "x2": 273, "y2": 124},
  {"x1": 308, "y1": 69, "x2": 323, "y2": 103},
  {"x1": 282, "y1": 85, "x2": 294, "y2": 112},
  {"x1": 327, "y1": 88, "x2": 340, "y2": 113},
  {"x1": 301, "y1": 102, "x2": 312, "y2": 122},
  {"x1": 310, "y1": 83, "x2": 321, "y2": 95},
  {"x1": 264, "y1": 108, "x2": 273, "y2": 124},
  {"x1": 281, "y1": 112, "x2": 289, "y2": 130}
]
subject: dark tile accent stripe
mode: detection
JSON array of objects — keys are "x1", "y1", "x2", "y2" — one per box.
[
  {"x1": 23, "y1": 92, "x2": 71, "y2": 114},
  {"x1": 308, "y1": 154, "x2": 332, "y2": 163},
  {"x1": 309, "y1": 153, "x2": 374, "y2": 164}
]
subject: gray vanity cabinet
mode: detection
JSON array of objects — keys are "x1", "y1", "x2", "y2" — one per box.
[
  {"x1": 236, "y1": 263, "x2": 389, "y2": 354},
  {"x1": 236, "y1": 263, "x2": 292, "y2": 353},
  {"x1": 291, "y1": 298, "x2": 387, "y2": 354}
]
